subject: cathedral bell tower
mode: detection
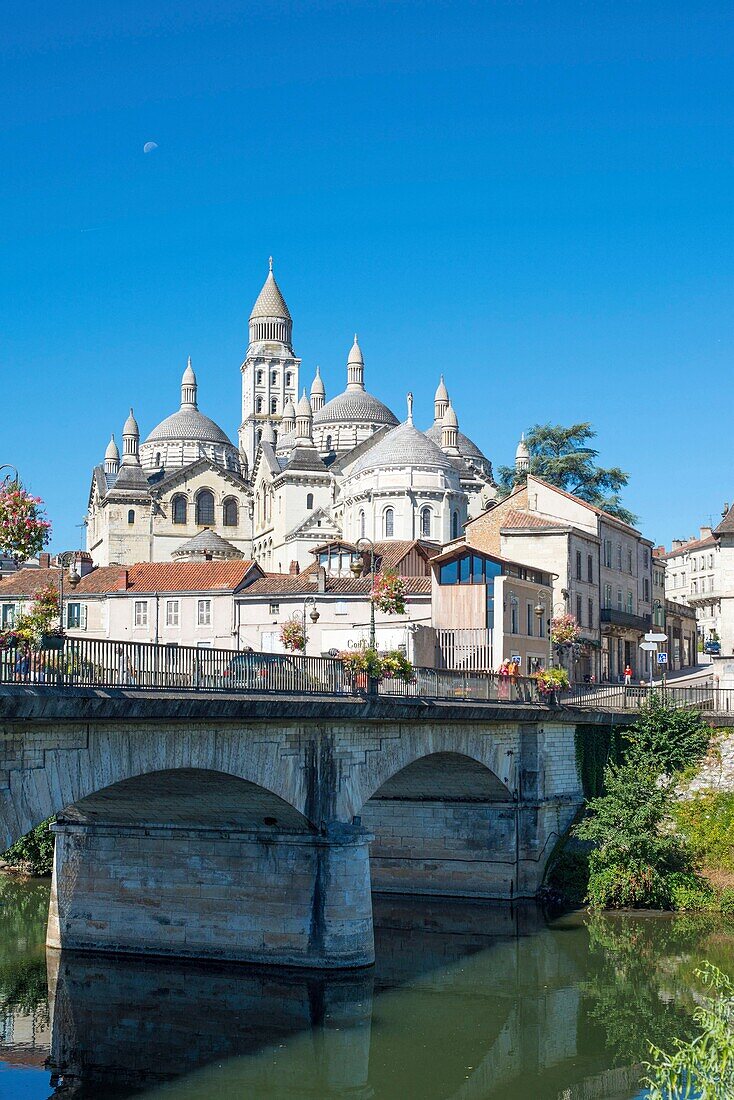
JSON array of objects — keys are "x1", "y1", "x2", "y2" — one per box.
[{"x1": 239, "y1": 258, "x2": 301, "y2": 472}]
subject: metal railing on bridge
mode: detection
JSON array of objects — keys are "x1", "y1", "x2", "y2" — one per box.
[
  {"x1": 565, "y1": 679, "x2": 734, "y2": 715},
  {"x1": 0, "y1": 636, "x2": 542, "y2": 704}
]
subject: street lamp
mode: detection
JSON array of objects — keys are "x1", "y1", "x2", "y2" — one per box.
[
  {"x1": 351, "y1": 537, "x2": 376, "y2": 650},
  {"x1": 296, "y1": 596, "x2": 320, "y2": 655},
  {"x1": 0, "y1": 465, "x2": 20, "y2": 487},
  {"x1": 534, "y1": 589, "x2": 553, "y2": 670},
  {"x1": 56, "y1": 552, "x2": 81, "y2": 633}
]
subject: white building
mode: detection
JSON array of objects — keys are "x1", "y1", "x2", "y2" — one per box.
[
  {"x1": 85, "y1": 262, "x2": 496, "y2": 570},
  {"x1": 658, "y1": 527, "x2": 720, "y2": 644}
]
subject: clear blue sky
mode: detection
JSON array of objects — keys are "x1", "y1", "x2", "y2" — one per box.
[{"x1": 2, "y1": 0, "x2": 733, "y2": 551}]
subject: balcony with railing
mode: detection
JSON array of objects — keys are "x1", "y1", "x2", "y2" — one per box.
[{"x1": 600, "y1": 608, "x2": 652, "y2": 631}]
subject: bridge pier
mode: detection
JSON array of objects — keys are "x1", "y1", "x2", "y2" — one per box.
[{"x1": 47, "y1": 819, "x2": 375, "y2": 968}]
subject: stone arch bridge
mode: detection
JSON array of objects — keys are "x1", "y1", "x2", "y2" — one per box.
[{"x1": 0, "y1": 687, "x2": 616, "y2": 968}]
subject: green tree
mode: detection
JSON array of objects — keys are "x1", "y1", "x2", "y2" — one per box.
[
  {"x1": 626, "y1": 694, "x2": 710, "y2": 776},
  {"x1": 496, "y1": 422, "x2": 637, "y2": 524}
]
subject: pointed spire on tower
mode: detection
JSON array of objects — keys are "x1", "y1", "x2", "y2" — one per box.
[
  {"x1": 248, "y1": 258, "x2": 293, "y2": 348},
  {"x1": 434, "y1": 376, "x2": 449, "y2": 421},
  {"x1": 515, "y1": 432, "x2": 530, "y2": 475},
  {"x1": 407, "y1": 392, "x2": 414, "y2": 426},
  {"x1": 441, "y1": 402, "x2": 460, "y2": 456},
  {"x1": 346, "y1": 335, "x2": 365, "y2": 392},
  {"x1": 181, "y1": 356, "x2": 198, "y2": 409},
  {"x1": 310, "y1": 365, "x2": 325, "y2": 412},
  {"x1": 295, "y1": 389, "x2": 314, "y2": 445},
  {"x1": 104, "y1": 433, "x2": 120, "y2": 476},
  {"x1": 121, "y1": 409, "x2": 141, "y2": 467},
  {"x1": 282, "y1": 398, "x2": 296, "y2": 435}
]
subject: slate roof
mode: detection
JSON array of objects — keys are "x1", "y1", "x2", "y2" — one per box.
[{"x1": 424, "y1": 421, "x2": 487, "y2": 465}]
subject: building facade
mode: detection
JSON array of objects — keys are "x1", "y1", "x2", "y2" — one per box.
[{"x1": 658, "y1": 527, "x2": 720, "y2": 647}]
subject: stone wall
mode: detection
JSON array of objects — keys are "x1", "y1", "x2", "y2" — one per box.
[{"x1": 685, "y1": 727, "x2": 734, "y2": 794}]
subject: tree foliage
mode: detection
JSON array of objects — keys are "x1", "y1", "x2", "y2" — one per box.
[
  {"x1": 496, "y1": 422, "x2": 637, "y2": 524},
  {"x1": 644, "y1": 964, "x2": 734, "y2": 1099},
  {"x1": 2, "y1": 818, "x2": 55, "y2": 876}
]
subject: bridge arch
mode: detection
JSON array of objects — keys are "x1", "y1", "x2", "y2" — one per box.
[
  {"x1": 0, "y1": 724, "x2": 314, "y2": 851},
  {"x1": 360, "y1": 750, "x2": 517, "y2": 899}
]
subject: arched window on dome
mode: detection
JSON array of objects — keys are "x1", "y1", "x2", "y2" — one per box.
[
  {"x1": 270, "y1": 397, "x2": 278, "y2": 415},
  {"x1": 172, "y1": 495, "x2": 187, "y2": 525},
  {"x1": 359, "y1": 509, "x2": 366, "y2": 538},
  {"x1": 127, "y1": 509, "x2": 135, "y2": 525},
  {"x1": 306, "y1": 493, "x2": 314, "y2": 511},
  {"x1": 285, "y1": 371, "x2": 292, "y2": 387},
  {"x1": 451, "y1": 510, "x2": 459, "y2": 540},
  {"x1": 255, "y1": 396, "x2": 263, "y2": 414},
  {"x1": 223, "y1": 498, "x2": 238, "y2": 527},
  {"x1": 325, "y1": 434, "x2": 332, "y2": 452},
  {"x1": 256, "y1": 370, "x2": 264, "y2": 385},
  {"x1": 256, "y1": 429, "x2": 262, "y2": 447},
  {"x1": 196, "y1": 490, "x2": 215, "y2": 526},
  {"x1": 155, "y1": 452, "x2": 161, "y2": 468},
  {"x1": 420, "y1": 507, "x2": 432, "y2": 539},
  {"x1": 271, "y1": 370, "x2": 278, "y2": 386},
  {"x1": 384, "y1": 507, "x2": 394, "y2": 538}
]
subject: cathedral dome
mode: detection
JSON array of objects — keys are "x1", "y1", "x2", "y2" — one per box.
[
  {"x1": 313, "y1": 390, "x2": 398, "y2": 427},
  {"x1": 144, "y1": 408, "x2": 233, "y2": 446},
  {"x1": 424, "y1": 421, "x2": 488, "y2": 466},
  {"x1": 353, "y1": 420, "x2": 458, "y2": 476}
]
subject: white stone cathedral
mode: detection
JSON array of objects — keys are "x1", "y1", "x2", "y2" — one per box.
[{"x1": 86, "y1": 262, "x2": 497, "y2": 569}]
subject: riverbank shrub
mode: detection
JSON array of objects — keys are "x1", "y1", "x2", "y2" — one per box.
[
  {"x1": 673, "y1": 790, "x2": 734, "y2": 875},
  {"x1": 644, "y1": 963, "x2": 734, "y2": 1099},
  {"x1": 625, "y1": 694, "x2": 711, "y2": 776},
  {"x1": 1, "y1": 818, "x2": 54, "y2": 876},
  {"x1": 666, "y1": 871, "x2": 717, "y2": 913}
]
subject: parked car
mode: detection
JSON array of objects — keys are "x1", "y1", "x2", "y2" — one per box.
[
  {"x1": 222, "y1": 651, "x2": 343, "y2": 694},
  {"x1": 704, "y1": 639, "x2": 721, "y2": 655}
]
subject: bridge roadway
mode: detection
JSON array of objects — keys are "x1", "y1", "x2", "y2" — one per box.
[{"x1": 0, "y1": 685, "x2": 620, "y2": 969}]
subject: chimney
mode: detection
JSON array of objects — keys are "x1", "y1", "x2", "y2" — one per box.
[
  {"x1": 39, "y1": 552, "x2": 50, "y2": 569},
  {"x1": 316, "y1": 566, "x2": 326, "y2": 594},
  {"x1": 700, "y1": 526, "x2": 713, "y2": 540},
  {"x1": 724, "y1": 503, "x2": 730, "y2": 517},
  {"x1": 118, "y1": 569, "x2": 129, "y2": 591},
  {"x1": 289, "y1": 561, "x2": 300, "y2": 575},
  {"x1": 671, "y1": 539, "x2": 685, "y2": 551}
]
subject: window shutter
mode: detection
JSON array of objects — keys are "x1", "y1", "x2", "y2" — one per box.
[{"x1": 81, "y1": 604, "x2": 88, "y2": 630}]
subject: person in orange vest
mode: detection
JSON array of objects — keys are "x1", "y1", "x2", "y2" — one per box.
[{"x1": 624, "y1": 664, "x2": 633, "y2": 685}]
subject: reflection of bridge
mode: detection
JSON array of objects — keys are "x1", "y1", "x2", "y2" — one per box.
[
  {"x1": 45, "y1": 898, "x2": 609, "y2": 1099},
  {"x1": 0, "y1": 685, "x2": 605, "y2": 967}
]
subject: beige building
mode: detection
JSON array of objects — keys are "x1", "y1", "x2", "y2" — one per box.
[
  {"x1": 658, "y1": 527, "x2": 720, "y2": 645},
  {"x1": 464, "y1": 474, "x2": 655, "y2": 682}
]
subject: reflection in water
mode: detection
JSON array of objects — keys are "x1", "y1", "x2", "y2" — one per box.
[{"x1": 0, "y1": 879, "x2": 733, "y2": 1100}]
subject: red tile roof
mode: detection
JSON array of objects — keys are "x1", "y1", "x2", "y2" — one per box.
[
  {"x1": 500, "y1": 509, "x2": 568, "y2": 531},
  {"x1": 0, "y1": 562, "x2": 261, "y2": 597},
  {"x1": 659, "y1": 534, "x2": 717, "y2": 558},
  {"x1": 239, "y1": 573, "x2": 431, "y2": 597}
]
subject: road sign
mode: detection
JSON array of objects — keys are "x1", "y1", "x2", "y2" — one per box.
[
  {"x1": 511, "y1": 654, "x2": 521, "y2": 664},
  {"x1": 645, "y1": 631, "x2": 667, "y2": 643},
  {"x1": 657, "y1": 652, "x2": 668, "y2": 665},
  {"x1": 639, "y1": 641, "x2": 657, "y2": 652}
]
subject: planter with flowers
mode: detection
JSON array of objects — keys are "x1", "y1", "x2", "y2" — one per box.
[
  {"x1": 371, "y1": 571, "x2": 407, "y2": 616},
  {"x1": 534, "y1": 666, "x2": 570, "y2": 702},
  {"x1": 0, "y1": 483, "x2": 52, "y2": 564},
  {"x1": 280, "y1": 618, "x2": 306, "y2": 653},
  {"x1": 339, "y1": 647, "x2": 414, "y2": 691}
]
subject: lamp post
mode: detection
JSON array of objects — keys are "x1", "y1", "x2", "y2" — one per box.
[
  {"x1": 0, "y1": 465, "x2": 20, "y2": 487},
  {"x1": 534, "y1": 589, "x2": 552, "y2": 670},
  {"x1": 299, "y1": 596, "x2": 320, "y2": 655},
  {"x1": 56, "y1": 552, "x2": 81, "y2": 634},
  {"x1": 351, "y1": 537, "x2": 376, "y2": 650}
]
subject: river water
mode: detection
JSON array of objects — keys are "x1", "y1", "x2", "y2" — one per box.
[{"x1": 1, "y1": 877, "x2": 732, "y2": 1100}]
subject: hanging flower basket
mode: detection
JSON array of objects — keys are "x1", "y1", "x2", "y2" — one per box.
[
  {"x1": 280, "y1": 618, "x2": 306, "y2": 652},
  {"x1": 371, "y1": 571, "x2": 407, "y2": 615},
  {"x1": 0, "y1": 483, "x2": 51, "y2": 564},
  {"x1": 550, "y1": 613, "x2": 581, "y2": 647}
]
